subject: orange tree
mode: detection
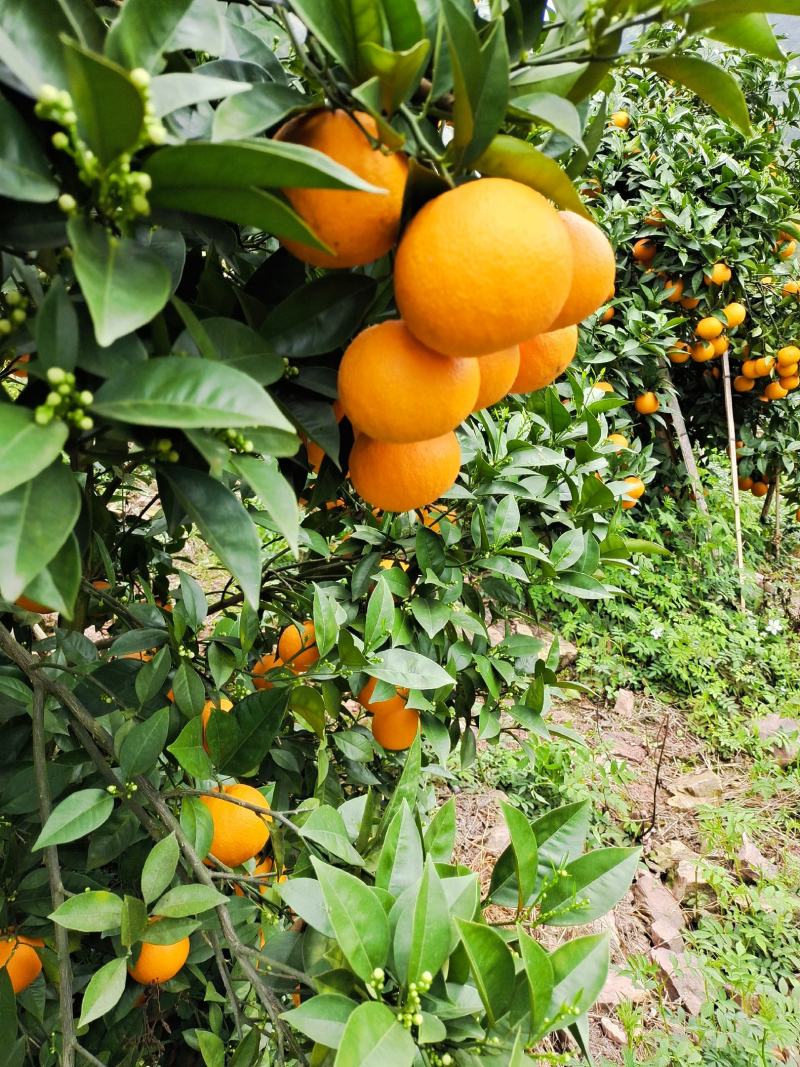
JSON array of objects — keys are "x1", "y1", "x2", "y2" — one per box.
[
  {"x1": 0, "y1": 3, "x2": 797, "y2": 1065},
  {"x1": 578, "y1": 35, "x2": 800, "y2": 504}
]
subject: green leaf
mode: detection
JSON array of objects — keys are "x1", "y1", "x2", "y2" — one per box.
[
  {"x1": 392, "y1": 858, "x2": 451, "y2": 985},
  {"x1": 382, "y1": 0, "x2": 425, "y2": 50},
  {"x1": 688, "y1": 11, "x2": 784, "y2": 60},
  {"x1": 370, "y1": 649, "x2": 453, "y2": 690},
  {"x1": 312, "y1": 858, "x2": 390, "y2": 982},
  {"x1": 475, "y1": 135, "x2": 591, "y2": 218},
  {"x1": 488, "y1": 803, "x2": 538, "y2": 909},
  {"x1": 300, "y1": 806, "x2": 364, "y2": 866},
  {"x1": 0, "y1": 0, "x2": 103, "y2": 93},
  {"x1": 365, "y1": 578, "x2": 395, "y2": 651},
  {"x1": 212, "y1": 83, "x2": 313, "y2": 140},
  {"x1": 34, "y1": 788, "x2": 113, "y2": 849},
  {"x1": 0, "y1": 461, "x2": 80, "y2": 602},
  {"x1": 232, "y1": 455, "x2": 299, "y2": 557},
  {"x1": 276, "y1": 878, "x2": 335, "y2": 937},
  {"x1": 409, "y1": 599, "x2": 450, "y2": 640},
  {"x1": 151, "y1": 72, "x2": 250, "y2": 117},
  {"x1": 77, "y1": 957, "x2": 127, "y2": 1027},
  {"x1": 161, "y1": 466, "x2": 262, "y2": 609},
  {"x1": 68, "y1": 218, "x2": 171, "y2": 347},
  {"x1": 646, "y1": 55, "x2": 751, "y2": 135},
  {"x1": 175, "y1": 315, "x2": 285, "y2": 386},
  {"x1": 333, "y1": 1002, "x2": 416, "y2": 1067},
  {"x1": 359, "y1": 39, "x2": 431, "y2": 114},
  {"x1": 286, "y1": 0, "x2": 357, "y2": 77},
  {"x1": 531, "y1": 800, "x2": 590, "y2": 891},
  {"x1": 282, "y1": 994, "x2": 358, "y2": 1050},
  {"x1": 547, "y1": 932, "x2": 609, "y2": 1022},
  {"x1": 36, "y1": 275, "x2": 78, "y2": 372},
  {"x1": 63, "y1": 40, "x2": 144, "y2": 165},
  {"x1": 517, "y1": 928, "x2": 554, "y2": 1038},
  {"x1": 376, "y1": 802, "x2": 423, "y2": 897},
  {"x1": 50, "y1": 890, "x2": 123, "y2": 932},
  {"x1": 219, "y1": 688, "x2": 287, "y2": 777},
  {"x1": 20, "y1": 533, "x2": 81, "y2": 620},
  {"x1": 93, "y1": 357, "x2": 293, "y2": 431},
  {"x1": 181, "y1": 796, "x2": 214, "y2": 858},
  {"x1": 540, "y1": 847, "x2": 641, "y2": 927},
  {"x1": 119, "y1": 706, "x2": 170, "y2": 777},
  {"x1": 167, "y1": 716, "x2": 213, "y2": 778},
  {"x1": 0, "y1": 93, "x2": 58, "y2": 202},
  {"x1": 120, "y1": 896, "x2": 148, "y2": 950},
  {"x1": 260, "y1": 274, "x2": 378, "y2": 359},
  {"x1": 423, "y1": 797, "x2": 456, "y2": 863},
  {"x1": 170, "y1": 658, "x2": 204, "y2": 717},
  {"x1": 154, "y1": 883, "x2": 227, "y2": 917},
  {"x1": 455, "y1": 918, "x2": 516, "y2": 1026},
  {"x1": 141, "y1": 917, "x2": 199, "y2": 944},
  {"x1": 510, "y1": 91, "x2": 584, "y2": 146},
  {"x1": 0, "y1": 407, "x2": 68, "y2": 496},
  {"x1": 105, "y1": 0, "x2": 195, "y2": 69},
  {"x1": 141, "y1": 833, "x2": 180, "y2": 905},
  {"x1": 312, "y1": 585, "x2": 338, "y2": 659},
  {"x1": 195, "y1": 1032, "x2": 224, "y2": 1067}
]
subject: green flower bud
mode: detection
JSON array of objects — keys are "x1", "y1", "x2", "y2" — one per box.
[
  {"x1": 57, "y1": 91, "x2": 73, "y2": 109},
  {"x1": 372, "y1": 968, "x2": 384, "y2": 981},
  {"x1": 10, "y1": 309, "x2": 26, "y2": 325},
  {"x1": 413, "y1": 1014, "x2": 423, "y2": 1027},
  {"x1": 131, "y1": 194, "x2": 150, "y2": 216},
  {"x1": 52, "y1": 131, "x2": 69, "y2": 150},
  {"x1": 47, "y1": 366, "x2": 66, "y2": 384},
  {"x1": 5, "y1": 291, "x2": 21, "y2": 307},
  {"x1": 421, "y1": 971, "x2": 433, "y2": 984},
  {"x1": 442, "y1": 1055, "x2": 452, "y2": 1066},
  {"x1": 147, "y1": 122, "x2": 167, "y2": 145},
  {"x1": 79, "y1": 390, "x2": 94, "y2": 406},
  {"x1": 45, "y1": 392, "x2": 62, "y2": 407},
  {"x1": 167, "y1": 450, "x2": 179, "y2": 463},
  {"x1": 62, "y1": 110, "x2": 77, "y2": 126},
  {"x1": 38, "y1": 84, "x2": 59, "y2": 104},
  {"x1": 57, "y1": 382, "x2": 71, "y2": 396},
  {"x1": 66, "y1": 372, "x2": 76, "y2": 384},
  {"x1": 133, "y1": 172, "x2": 152, "y2": 192},
  {"x1": 78, "y1": 416, "x2": 94, "y2": 431},
  {"x1": 129, "y1": 68, "x2": 151, "y2": 89},
  {"x1": 58, "y1": 193, "x2": 77, "y2": 214},
  {"x1": 34, "y1": 407, "x2": 53, "y2": 425},
  {"x1": 0, "y1": 320, "x2": 11, "y2": 336}
]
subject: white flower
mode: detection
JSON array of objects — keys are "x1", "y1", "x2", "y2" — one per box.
[
  {"x1": 651, "y1": 625, "x2": 664, "y2": 640},
  {"x1": 765, "y1": 618, "x2": 783, "y2": 635}
]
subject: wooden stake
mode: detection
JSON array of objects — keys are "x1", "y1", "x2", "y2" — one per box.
[
  {"x1": 660, "y1": 366, "x2": 710, "y2": 518},
  {"x1": 721, "y1": 351, "x2": 746, "y2": 611},
  {"x1": 774, "y1": 473, "x2": 781, "y2": 559}
]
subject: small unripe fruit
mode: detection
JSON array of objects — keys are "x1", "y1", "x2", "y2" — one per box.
[
  {"x1": 0, "y1": 320, "x2": 11, "y2": 336},
  {"x1": 58, "y1": 193, "x2": 77, "y2": 214},
  {"x1": 52, "y1": 131, "x2": 69, "y2": 150},
  {"x1": 47, "y1": 367, "x2": 66, "y2": 384},
  {"x1": 38, "y1": 84, "x2": 59, "y2": 104},
  {"x1": 130, "y1": 68, "x2": 151, "y2": 88},
  {"x1": 10, "y1": 309, "x2": 26, "y2": 325}
]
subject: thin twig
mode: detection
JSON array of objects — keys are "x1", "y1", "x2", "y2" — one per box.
[
  {"x1": 75, "y1": 1043, "x2": 108, "y2": 1067},
  {"x1": 643, "y1": 711, "x2": 671, "y2": 840},
  {"x1": 207, "y1": 930, "x2": 243, "y2": 1037}
]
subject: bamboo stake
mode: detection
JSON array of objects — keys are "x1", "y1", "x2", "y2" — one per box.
[
  {"x1": 660, "y1": 366, "x2": 710, "y2": 519},
  {"x1": 774, "y1": 473, "x2": 782, "y2": 559},
  {"x1": 721, "y1": 350, "x2": 746, "y2": 611}
]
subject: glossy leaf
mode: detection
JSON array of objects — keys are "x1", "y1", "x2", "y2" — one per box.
[
  {"x1": 369, "y1": 649, "x2": 453, "y2": 690},
  {"x1": 455, "y1": 918, "x2": 516, "y2": 1025},
  {"x1": 312, "y1": 858, "x2": 390, "y2": 982},
  {"x1": 312, "y1": 584, "x2": 339, "y2": 659},
  {"x1": 260, "y1": 274, "x2": 378, "y2": 359},
  {"x1": 517, "y1": 928, "x2": 554, "y2": 1039},
  {"x1": 34, "y1": 788, "x2": 114, "y2": 849},
  {"x1": 287, "y1": 0, "x2": 357, "y2": 76},
  {"x1": 646, "y1": 55, "x2": 751, "y2": 135},
  {"x1": 212, "y1": 83, "x2": 313, "y2": 140},
  {"x1": 233, "y1": 455, "x2": 299, "y2": 557},
  {"x1": 531, "y1": 800, "x2": 590, "y2": 891},
  {"x1": 423, "y1": 797, "x2": 456, "y2": 863},
  {"x1": 63, "y1": 40, "x2": 144, "y2": 165},
  {"x1": 539, "y1": 847, "x2": 641, "y2": 926},
  {"x1": 119, "y1": 706, "x2": 170, "y2": 777},
  {"x1": 21, "y1": 533, "x2": 82, "y2": 621},
  {"x1": 0, "y1": 94, "x2": 58, "y2": 202},
  {"x1": 0, "y1": 407, "x2": 68, "y2": 496},
  {"x1": 392, "y1": 859, "x2": 451, "y2": 986},
  {"x1": 333, "y1": 1002, "x2": 415, "y2": 1067},
  {"x1": 78, "y1": 957, "x2": 127, "y2": 1027},
  {"x1": 141, "y1": 832, "x2": 180, "y2": 905},
  {"x1": 105, "y1": 0, "x2": 203, "y2": 70},
  {"x1": 376, "y1": 802, "x2": 424, "y2": 896},
  {"x1": 475, "y1": 135, "x2": 591, "y2": 218},
  {"x1": 50, "y1": 891, "x2": 123, "y2": 932},
  {"x1": 219, "y1": 688, "x2": 287, "y2": 777},
  {"x1": 167, "y1": 716, "x2": 213, "y2": 779},
  {"x1": 153, "y1": 883, "x2": 227, "y2": 917},
  {"x1": 547, "y1": 932, "x2": 610, "y2": 1023},
  {"x1": 68, "y1": 218, "x2": 171, "y2": 347},
  {"x1": 282, "y1": 994, "x2": 358, "y2": 1050},
  {"x1": 276, "y1": 878, "x2": 335, "y2": 938},
  {"x1": 300, "y1": 806, "x2": 364, "y2": 866},
  {"x1": 488, "y1": 802, "x2": 538, "y2": 909},
  {"x1": 150, "y1": 72, "x2": 250, "y2": 116},
  {"x1": 688, "y1": 11, "x2": 784, "y2": 60}
]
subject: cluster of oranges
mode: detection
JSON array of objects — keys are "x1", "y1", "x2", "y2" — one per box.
[
  {"x1": 274, "y1": 109, "x2": 616, "y2": 513},
  {"x1": 738, "y1": 474, "x2": 773, "y2": 498},
  {"x1": 733, "y1": 345, "x2": 800, "y2": 399}
]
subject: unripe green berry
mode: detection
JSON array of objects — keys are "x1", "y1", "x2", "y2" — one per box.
[
  {"x1": 5, "y1": 291, "x2": 21, "y2": 307},
  {"x1": 130, "y1": 68, "x2": 150, "y2": 89},
  {"x1": 57, "y1": 382, "x2": 71, "y2": 396},
  {"x1": 46, "y1": 392, "x2": 62, "y2": 407},
  {"x1": 10, "y1": 309, "x2": 26, "y2": 325},
  {"x1": 78, "y1": 416, "x2": 94, "y2": 431},
  {"x1": 66, "y1": 372, "x2": 75, "y2": 384},
  {"x1": 58, "y1": 193, "x2": 77, "y2": 214},
  {"x1": 0, "y1": 319, "x2": 11, "y2": 336},
  {"x1": 47, "y1": 367, "x2": 66, "y2": 384},
  {"x1": 52, "y1": 131, "x2": 69, "y2": 150},
  {"x1": 131, "y1": 194, "x2": 150, "y2": 216},
  {"x1": 79, "y1": 390, "x2": 94, "y2": 406}
]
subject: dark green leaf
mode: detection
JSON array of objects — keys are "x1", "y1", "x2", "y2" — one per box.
[
  {"x1": 260, "y1": 274, "x2": 378, "y2": 359},
  {"x1": 282, "y1": 994, "x2": 358, "y2": 1050},
  {"x1": 333, "y1": 1002, "x2": 416, "y2": 1067},
  {"x1": 181, "y1": 796, "x2": 214, "y2": 858},
  {"x1": 646, "y1": 55, "x2": 751, "y2": 135},
  {"x1": 475, "y1": 134, "x2": 591, "y2": 218},
  {"x1": 547, "y1": 932, "x2": 609, "y2": 1022},
  {"x1": 455, "y1": 918, "x2": 515, "y2": 1025},
  {"x1": 312, "y1": 585, "x2": 338, "y2": 659},
  {"x1": 36, "y1": 276, "x2": 78, "y2": 372},
  {"x1": 0, "y1": 94, "x2": 58, "y2": 202},
  {"x1": 167, "y1": 716, "x2": 213, "y2": 778},
  {"x1": 312, "y1": 858, "x2": 390, "y2": 982},
  {"x1": 220, "y1": 688, "x2": 287, "y2": 777},
  {"x1": 233, "y1": 455, "x2": 299, "y2": 557},
  {"x1": 0, "y1": 407, "x2": 68, "y2": 496},
  {"x1": 119, "y1": 706, "x2": 169, "y2": 777},
  {"x1": 105, "y1": 0, "x2": 198, "y2": 70},
  {"x1": 539, "y1": 847, "x2": 640, "y2": 927},
  {"x1": 63, "y1": 40, "x2": 144, "y2": 165},
  {"x1": 518, "y1": 928, "x2": 554, "y2": 1038},
  {"x1": 77, "y1": 957, "x2": 127, "y2": 1027},
  {"x1": 21, "y1": 533, "x2": 81, "y2": 620},
  {"x1": 286, "y1": 0, "x2": 357, "y2": 76},
  {"x1": 141, "y1": 832, "x2": 180, "y2": 905}
]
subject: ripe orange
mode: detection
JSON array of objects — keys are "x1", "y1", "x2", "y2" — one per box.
[
  {"x1": 512, "y1": 325, "x2": 578, "y2": 393},
  {"x1": 621, "y1": 476, "x2": 645, "y2": 509},
  {"x1": 607, "y1": 433, "x2": 628, "y2": 451},
  {"x1": 233, "y1": 856, "x2": 274, "y2": 898},
  {"x1": 306, "y1": 401, "x2": 344, "y2": 473},
  {"x1": 548, "y1": 211, "x2": 616, "y2": 330},
  {"x1": 201, "y1": 697, "x2": 233, "y2": 753},
  {"x1": 275, "y1": 110, "x2": 407, "y2": 268},
  {"x1": 764, "y1": 381, "x2": 788, "y2": 400},
  {"x1": 669, "y1": 342, "x2": 690, "y2": 364},
  {"x1": 733, "y1": 376, "x2": 754, "y2": 392},
  {"x1": 663, "y1": 278, "x2": 684, "y2": 303},
  {"x1": 695, "y1": 317, "x2": 724, "y2": 341},
  {"x1": 253, "y1": 652, "x2": 281, "y2": 690},
  {"x1": 0, "y1": 934, "x2": 43, "y2": 993},
  {"x1": 600, "y1": 306, "x2": 615, "y2": 323},
  {"x1": 634, "y1": 392, "x2": 659, "y2": 414},
  {"x1": 349, "y1": 431, "x2": 460, "y2": 512},
  {"x1": 278, "y1": 621, "x2": 319, "y2": 673},
  {"x1": 742, "y1": 357, "x2": 773, "y2": 378},
  {"x1": 777, "y1": 345, "x2": 800, "y2": 366},
  {"x1": 738, "y1": 476, "x2": 754, "y2": 491},
  {"x1": 472, "y1": 346, "x2": 520, "y2": 410},
  {"x1": 611, "y1": 111, "x2": 630, "y2": 129},
  {"x1": 394, "y1": 178, "x2": 574, "y2": 357},
  {"x1": 632, "y1": 238, "x2": 657, "y2": 263},
  {"x1": 358, "y1": 677, "x2": 408, "y2": 716},
  {"x1": 723, "y1": 303, "x2": 746, "y2": 328},
  {"x1": 200, "y1": 783, "x2": 271, "y2": 868},
  {"x1": 778, "y1": 239, "x2": 796, "y2": 260},
  {"x1": 780, "y1": 375, "x2": 800, "y2": 390},
  {"x1": 14, "y1": 596, "x2": 53, "y2": 614},
  {"x1": 338, "y1": 321, "x2": 480, "y2": 440},
  {"x1": 680, "y1": 295, "x2": 701, "y2": 310},
  {"x1": 780, "y1": 363, "x2": 799, "y2": 377},
  {"x1": 128, "y1": 927, "x2": 190, "y2": 985},
  {"x1": 752, "y1": 481, "x2": 769, "y2": 497},
  {"x1": 711, "y1": 335, "x2": 729, "y2": 357},
  {"x1": 704, "y1": 262, "x2": 731, "y2": 285},
  {"x1": 372, "y1": 706, "x2": 420, "y2": 751},
  {"x1": 782, "y1": 280, "x2": 800, "y2": 296},
  {"x1": 690, "y1": 342, "x2": 714, "y2": 362},
  {"x1": 645, "y1": 208, "x2": 666, "y2": 228},
  {"x1": 594, "y1": 381, "x2": 614, "y2": 393}
]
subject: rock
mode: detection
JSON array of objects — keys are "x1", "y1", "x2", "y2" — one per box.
[
  {"x1": 676, "y1": 768, "x2": 723, "y2": 798},
  {"x1": 613, "y1": 689, "x2": 636, "y2": 717},
  {"x1": 755, "y1": 715, "x2": 800, "y2": 768},
  {"x1": 483, "y1": 822, "x2": 511, "y2": 856},
  {"x1": 737, "y1": 837, "x2": 778, "y2": 883},
  {"x1": 650, "y1": 839, "x2": 700, "y2": 874},
  {"x1": 672, "y1": 857, "x2": 716, "y2": 904},
  {"x1": 650, "y1": 948, "x2": 705, "y2": 1016},
  {"x1": 611, "y1": 738, "x2": 647, "y2": 763},
  {"x1": 651, "y1": 916, "x2": 685, "y2": 952},
  {"x1": 633, "y1": 872, "x2": 684, "y2": 945},
  {"x1": 596, "y1": 972, "x2": 648, "y2": 1010},
  {"x1": 600, "y1": 1017, "x2": 627, "y2": 1046}
]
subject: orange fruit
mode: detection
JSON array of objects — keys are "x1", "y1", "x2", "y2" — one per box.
[
  {"x1": 549, "y1": 211, "x2": 616, "y2": 329},
  {"x1": 201, "y1": 783, "x2": 271, "y2": 868},
  {"x1": 723, "y1": 303, "x2": 746, "y2": 328},
  {"x1": 275, "y1": 110, "x2": 407, "y2": 268},
  {"x1": 704, "y1": 263, "x2": 731, "y2": 285},
  {"x1": 13, "y1": 596, "x2": 53, "y2": 614},
  {"x1": 278, "y1": 621, "x2": 319, "y2": 673},
  {"x1": 669, "y1": 342, "x2": 691, "y2": 364},
  {"x1": 349, "y1": 432, "x2": 460, "y2": 512},
  {"x1": 695, "y1": 317, "x2": 724, "y2": 341},
  {"x1": 394, "y1": 178, "x2": 573, "y2": 357},
  {"x1": 742, "y1": 358, "x2": 773, "y2": 378},
  {"x1": 680, "y1": 295, "x2": 701, "y2": 309},
  {"x1": 645, "y1": 208, "x2": 666, "y2": 228},
  {"x1": 128, "y1": 926, "x2": 190, "y2": 985},
  {"x1": 780, "y1": 375, "x2": 800, "y2": 390},
  {"x1": 512, "y1": 325, "x2": 578, "y2": 393},
  {"x1": 611, "y1": 111, "x2": 630, "y2": 129},
  {"x1": 472, "y1": 346, "x2": 520, "y2": 410},
  {"x1": 359, "y1": 677, "x2": 409, "y2": 716},
  {"x1": 778, "y1": 240, "x2": 796, "y2": 260},
  {"x1": 777, "y1": 345, "x2": 800, "y2": 366},
  {"x1": 600, "y1": 306, "x2": 615, "y2": 323},
  {"x1": 632, "y1": 238, "x2": 656, "y2": 263},
  {"x1": 780, "y1": 363, "x2": 799, "y2": 377},
  {"x1": 338, "y1": 321, "x2": 480, "y2": 440},
  {"x1": 764, "y1": 381, "x2": 788, "y2": 400},
  {"x1": 634, "y1": 392, "x2": 659, "y2": 414},
  {"x1": 372, "y1": 706, "x2": 420, "y2": 751},
  {"x1": 711, "y1": 336, "x2": 729, "y2": 357},
  {"x1": 690, "y1": 342, "x2": 715, "y2": 363},
  {"x1": 0, "y1": 934, "x2": 44, "y2": 993},
  {"x1": 782, "y1": 280, "x2": 800, "y2": 296},
  {"x1": 738, "y1": 476, "x2": 753, "y2": 491},
  {"x1": 621, "y1": 476, "x2": 645, "y2": 509},
  {"x1": 201, "y1": 697, "x2": 233, "y2": 753},
  {"x1": 305, "y1": 401, "x2": 344, "y2": 473},
  {"x1": 594, "y1": 381, "x2": 614, "y2": 393},
  {"x1": 253, "y1": 652, "x2": 281, "y2": 690},
  {"x1": 752, "y1": 481, "x2": 769, "y2": 497},
  {"x1": 607, "y1": 433, "x2": 628, "y2": 451},
  {"x1": 733, "y1": 376, "x2": 754, "y2": 392},
  {"x1": 663, "y1": 278, "x2": 684, "y2": 303},
  {"x1": 233, "y1": 856, "x2": 274, "y2": 898}
]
